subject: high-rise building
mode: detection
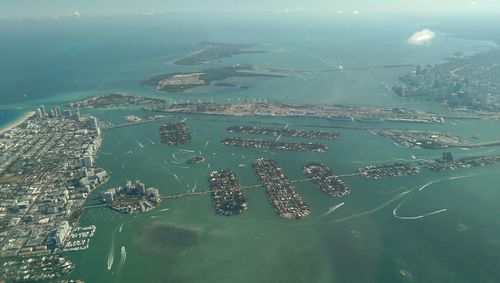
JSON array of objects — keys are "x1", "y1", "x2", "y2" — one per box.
[
  {"x1": 39, "y1": 105, "x2": 47, "y2": 117},
  {"x1": 76, "y1": 107, "x2": 81, "y2": 121},
  {"x1": 63, "y1": 109, "x2": 73, "y2": 118},
  {"x1": 36, "y1": 108, "x2": 43, "y2": 119},
  {"x1": 135, "y1": 180, "x2": 146, "y2": 194},
  {"x1": 88, "y1": 116, "x2": 101, "y2": 136},
  {"x1": 80, "y1": 155, "x2": 94, "y2": 168},
  {"x1": 54, "y1": 106, "x2": 61, "y2": 117},
  {"x1": 102, "y1": 189, "x2": 116, "y2": 203}
]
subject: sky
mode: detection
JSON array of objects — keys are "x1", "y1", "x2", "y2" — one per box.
[{"x1": 1, "y1": 0, "x2": 499, "y2": 19}]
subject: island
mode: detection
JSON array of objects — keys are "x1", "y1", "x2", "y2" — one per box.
[
  {"x1": 209, "y1": 170, "x2": 247, "y2": 216},
  {"x1": 174, "y1": 42, "x2": 265, "y2": 65},
  {"x1": 373, "y1": 129, "x2": 472, "y2": 148},
  {"x1": 357, "y1": 163, "x2": 421, "y2": 179},
  {"x1": 421, "y1": 152, "x2": 500, "y2": 171},
  {"x1": 221, "y1": 137, "x2": 329, "y2": 153},
  {"x1": 141, "y1": 65, "x2": 283, "y2": 93},
  {"x1": 101, "y1": 180, "x2": 161, "y2": 214},
  {"x1": 148, "y1": 101, "x2": 446, "y2": 123},
  {"x1": 252, "y1": 158, "x2": 310, "y2": 219},
  {"x1": 227, "y1": 125, "x2": 341, "y2": 140},
  {"x1": 185, "y1": 155, "x2": 205, "y2": 165},
  {"x1": 70, "y1": 93, "x2": 167, "y2": 108},
  {"x1": 303, "y1": 162, "x2": 350, "y2": 197},
  {"x1": 160, "y1": 122, "x2": 192, "y2": 145}
]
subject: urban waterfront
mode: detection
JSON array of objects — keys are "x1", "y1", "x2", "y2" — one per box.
[{"x1": 2, "y1": 14, "x2": 500, "y2": 283}]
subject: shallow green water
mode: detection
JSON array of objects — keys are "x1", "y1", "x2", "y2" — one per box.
[{"x1": 2, "y1": 15, "x2": 500, "y2": 283}]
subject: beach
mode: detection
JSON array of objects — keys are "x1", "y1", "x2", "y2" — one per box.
[{"x1": 0, "y1": 111, "x2": 36, "y2": 135}]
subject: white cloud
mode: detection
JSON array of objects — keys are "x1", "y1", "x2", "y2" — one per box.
[
  {"x1": 352, "y1": 10, "x2": 360, "y2": 15},
  {"x1": 73, "y1": 11, "x2": 81, "y2": 17},
  {"x1": 407, "y1": 29, "x2": 436, "y2": 46}
]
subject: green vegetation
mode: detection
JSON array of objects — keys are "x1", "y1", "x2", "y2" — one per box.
[{"x1": 174, "y1": 42, "x2": 265, "y2": 65}]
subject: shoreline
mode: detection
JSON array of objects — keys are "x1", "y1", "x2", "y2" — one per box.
[{"x1": 0, "y1": 111, "x2": 36, "y2": 135}]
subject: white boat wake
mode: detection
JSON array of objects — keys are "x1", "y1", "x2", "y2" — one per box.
[
  {"x1": 316, "y1": 203, "x2": 345, "y2": 220},
  {"x1": 118, "y1": 224, "x2": 124, "y2": 233},
  {"x1": 136, "y1": 141, "x2": 144, "y2": 148},
  {"x1": 173, "y1": 173, "x2": 181, "y2": 182},
  {"x1": 394, "y1": 175, "x2": 477, "y2": 220},
  {"x1": 330, "y1": 191, "x2": 409, "y2": 224},
  {"x1": 107, "y1": 237, "x2": 114, "y2": 270},
  {"x1": 393, "y1": 199, "x2": 447, "y2": 220}
]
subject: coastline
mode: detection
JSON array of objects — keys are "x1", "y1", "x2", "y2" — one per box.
[{"x1": 0, "y1": 111, "x2": 36, "y2": 135}]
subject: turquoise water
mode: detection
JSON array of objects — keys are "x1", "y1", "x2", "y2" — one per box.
[{"x1": 2, "y1": 15, "x2": 500, "y2": 282}]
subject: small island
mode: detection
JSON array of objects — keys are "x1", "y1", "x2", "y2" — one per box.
[
  {"x1": 174, "y1": 42, "x2": 265, "y2": 65},
  {"x1": 185, "y1": 155, "x2": 205, "y2": 165},
  {"x1": 160, "y1": 122, "x2": 192, "y2": 145},
  {"x1": 70, "y1": 93, "x2": 167, "y2": 108},
  {"x1": 101, "y1": 180, "x2": 161, "y2": 214},
  {"x1": 141, "y1": 65, "x2": 283, "y2": 93}
]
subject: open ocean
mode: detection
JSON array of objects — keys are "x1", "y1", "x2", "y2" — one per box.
[{"x1": 2, "y1": 14, "x2": 500, "y2": 283}]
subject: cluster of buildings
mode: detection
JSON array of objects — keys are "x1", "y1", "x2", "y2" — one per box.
[
  {"x1": 393, "y1": 64, "x2": 500, "y2": 111},
  {"x1": 101, "y1": 180, "x2": 161, "y2": 214},
  {"x1": 209, "y1": 170, "x2": 247, "y2": 216},
  {"x1": 222, "y1": 137, "x2": 328, "y2": 153},
  {"x1": 0, "y1": 255, "x2": 75, "y2": 282},
  {"x1": 421, "y1": 153, "x2": 500, "y2": 171},
  {"x1": 157, "y1": 101, "x2": 445, "y2": 123},
  {"x1": 357, "y1": 163, "x2": 421, "y2": 180},
  {"x1": 0, "y1": 110, "x2": 105, "y2": 257},
  {"x1": 303, "y1": 162, "x2": 350, "y2": 197},
  {"x1": 159, "y1": 122, "x2": 192, "y2": 145},
  {"x1": 252, "y1": 158, "x2": 310, "y2": 219},
  {"x1": 227, "y1": 125, "x2": 341, "y2": 140},
  {"x1": 373, "y1": 129, "x2": 471, "y2": 149}
]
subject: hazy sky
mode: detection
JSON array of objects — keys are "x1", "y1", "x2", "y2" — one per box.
[{"x1": 1, "y1": 0, "x2": 499, "y2": 19}]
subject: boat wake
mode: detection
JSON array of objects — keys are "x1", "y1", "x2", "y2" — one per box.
[
  {"x1": 393, "y1": 199, "x2": 447, "y2": 220},
  {"x1": 323, "y1": 202, "x2": 345, "y2": 216},
  {"x1": 329, "y1": 191, "x2": 409, "y2": 224},
  {"x1": 107, "y1": 237, "x2": 115, "y2": 270},
  {"x1": 417, "y1": 180, "x2": 439, "y2": 192},
  {"x1": 136, "y1": 141, "x2": 144, "y2": 148},
  {"x1": 116, "y1": 246, "x2": 127, "y2": 276},
  {"x1": 393, "y1": 175, "x2": 477, "y2": 220},
  {"x1": 173, "y1": 173, "x2": 181, "y2": 183},
  {"x1": 118, "y1": 224, "x2": 124, "y2": 233}
]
